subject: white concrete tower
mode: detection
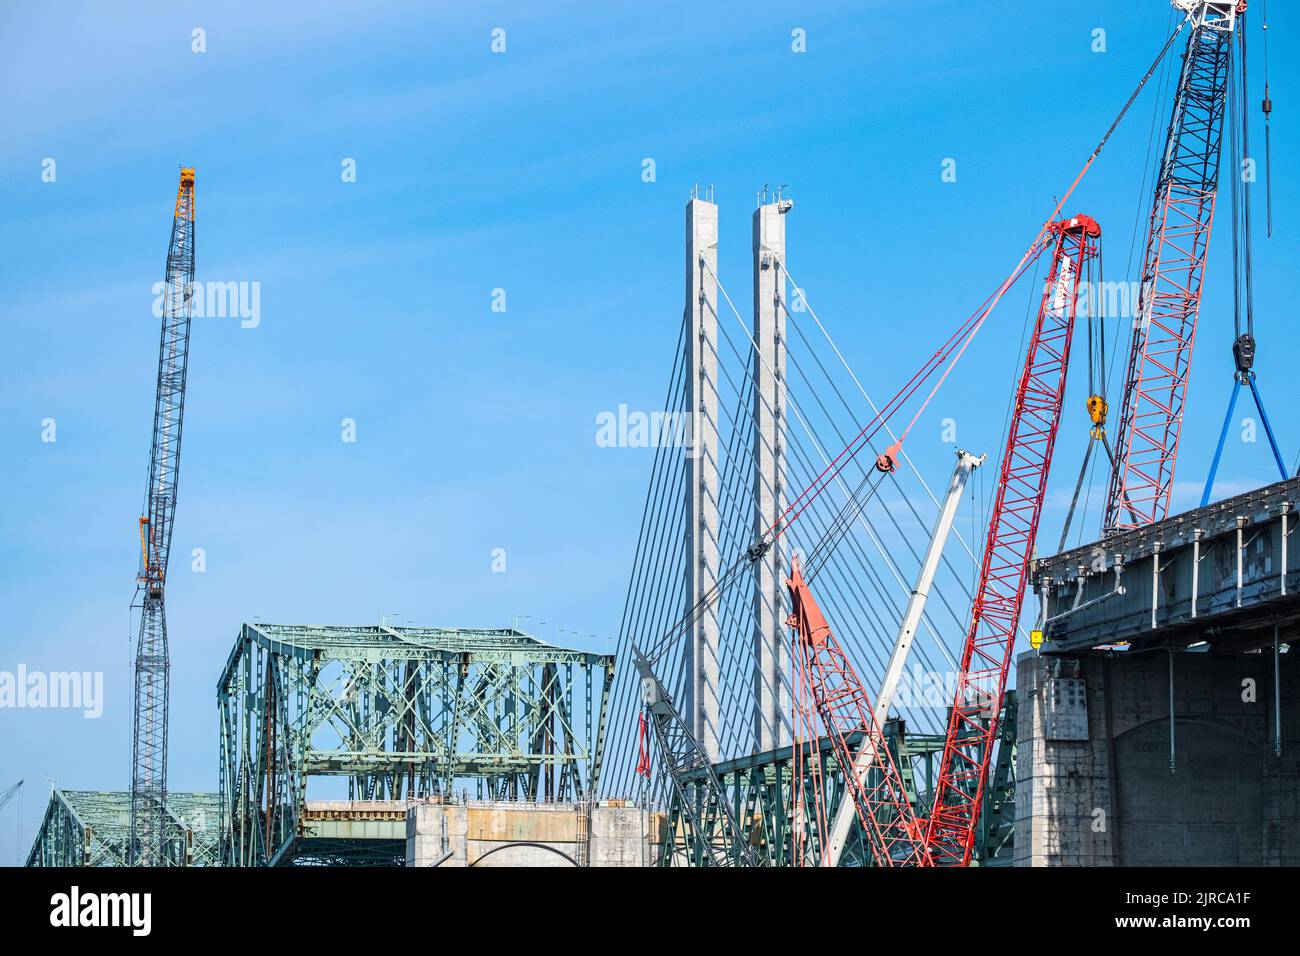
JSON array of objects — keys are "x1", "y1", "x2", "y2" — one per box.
[
  {"x1": 683, "y1": 191, "x2": 721, "y2": 761},
  {"x1": 751, "y1": 191, "x2": 792, "y2": 752}
]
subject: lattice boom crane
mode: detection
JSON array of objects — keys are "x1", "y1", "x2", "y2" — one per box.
[
  {"x1": 1105, "y1": 1, "x2": 1240, "y2": 533},
  {"x1": 130, "y1": 167, "x2": 196, "y2": 866},
  {"x1": 786, "y1": 558, "x2": 929, "y2": 867},
  {"x1": 925, "y1": 214, "x2": 1100, "y2": 866},
  {"x1": 0, "y1": 780, "x2": 22, "y2": 814}
]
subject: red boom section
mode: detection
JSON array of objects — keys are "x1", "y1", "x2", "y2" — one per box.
[
  {"x1": 924, "y1": 215, "x2": 1100, "y2": 866},
  {"x1": 786, "y1": 558, "x2": 928, "y2": 867}
]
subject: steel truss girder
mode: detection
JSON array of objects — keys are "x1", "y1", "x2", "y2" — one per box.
[
  {"x1": 217, "y1": 623, "x2": 613, "y2": 866},
  {"x1": 662, "y1": 706, "x2": 1016, "y2": 866},
  {"x1": 27, "y1": 790, "x2": 220, "y2": 868}
]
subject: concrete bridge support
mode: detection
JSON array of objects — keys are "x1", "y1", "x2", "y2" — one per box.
[
  {"x1": 684, "y1": 195, "x2": 721, "y2": 762},
  {"x1": 406, "y1": 800, "x2": 664, "y2": 868},
  {"x1": 751, "y1": 194, "x2": 792, "y2": 752},
  {"x1": 1015, "y1": 648, "x2": 1300, "y2": 866}
]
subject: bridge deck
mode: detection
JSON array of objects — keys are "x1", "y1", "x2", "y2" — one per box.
[{"x1": 1032, "y1": 476, "x2": 1300, "y2": 654}]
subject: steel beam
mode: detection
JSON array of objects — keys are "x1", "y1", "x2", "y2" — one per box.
[
  {"x1": 26, "y1": 790, "x2": 220, "y2": 867},
  {"x1": 665, "y1": 703, "x2": 1016, "y2": 866},
  {"x1": 1035, "y1": 476, "x2": 1300, "y2": 654}
]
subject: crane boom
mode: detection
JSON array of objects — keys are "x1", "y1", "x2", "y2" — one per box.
[
  {"x1": 819, "y1": 449, "x2": 983, "y2": 867},
  {"x1": 130, "y1": 167, "x2": 196, "y2": 866},
  {"x1": 1104, "y1": 1, "x2": 1239, "y2": 533},
  {"x1": 786, "y1": 558, "x2": 929, "y2": 866},
  {"x1": 925, "y1": 214, "x2": 1100, "y2": 866},
  {"x1": 633, "y1": 646, "x2": 757, "y2": 866},
  {"x1": 0, "y1": 780, "x2": 22, "y2": 814}
]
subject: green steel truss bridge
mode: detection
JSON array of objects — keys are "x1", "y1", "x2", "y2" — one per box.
[
  {"x1": 661, "y1": 700, "x2": 1017, "y2": 867},
  {"x1": 27, "y1": 790, "x2": 221, "y2": 867},
  {"x1": 218, "y1": 623, "x2": 614, "y2": 866}
]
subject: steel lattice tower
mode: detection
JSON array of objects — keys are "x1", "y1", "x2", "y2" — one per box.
[
  {"x1": 1104, "y1": 1, "x2": 1236, "y2": 533},
  {"x1": 130, "y1": 167, "x2": 196, "y2": 866}
]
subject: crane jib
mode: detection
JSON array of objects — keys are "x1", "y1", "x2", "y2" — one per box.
[
  {"x1": 1105, "y1": 6, "x2": 1236, "y2": 534},
  {"x1": 129, "y1": 167, "x2": 196, "y2": 867}
]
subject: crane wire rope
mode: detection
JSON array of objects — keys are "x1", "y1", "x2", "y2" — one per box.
[{"x1": 623, "y1": 10, "x2": 1197, "y2": 794}]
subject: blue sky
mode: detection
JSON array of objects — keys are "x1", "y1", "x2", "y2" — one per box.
[{"x1": 1, "y1": 1, "x2": 1297, "y2": 861}]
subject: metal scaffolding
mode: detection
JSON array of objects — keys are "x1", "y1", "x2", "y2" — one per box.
[{"x1": 218, "y1": 623, "x2": 614, "y2": 866}]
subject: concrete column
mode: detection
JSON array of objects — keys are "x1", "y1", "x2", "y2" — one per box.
[
  {"x1": 1015, "y1": 649, "x2": 1300, "y2": 866},
  {"x1": 589, "y1": 804, "x2": 661, "y2": 867},
  {"x1": 406, "y1": 803, "x2": 467, "y2": 867},
  {"x1": 684, "y1": 195, "x2": 721, "y2": 761},
  {"x1": 752, "y1": 194, "x2": 792, "y2": 752}
]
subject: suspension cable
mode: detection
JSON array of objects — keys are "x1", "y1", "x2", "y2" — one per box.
[{"x1": 625, "y1": 6, "x2": 1195, "y2": 714}]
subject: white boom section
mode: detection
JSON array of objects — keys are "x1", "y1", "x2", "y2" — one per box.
[{"x1": 822, "y1": 448, "x2": 985, "y2": 867}]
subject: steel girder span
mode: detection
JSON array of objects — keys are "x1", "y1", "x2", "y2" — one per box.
[
  {"x1": 218, "y1": 623, "x2": 614, "y2": 866},
  {"x1": 26, "y1": 790, "x2": 221, "y2": 867},
  {"x1": 662, "y1": 698, "x2": 1016, "y2": 867}
]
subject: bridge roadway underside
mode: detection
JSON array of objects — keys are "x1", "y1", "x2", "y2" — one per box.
[{"x1": 1021, "y1": 477, "x2": 1300, "y2": 866}]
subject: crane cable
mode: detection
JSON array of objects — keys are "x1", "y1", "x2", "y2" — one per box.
[
  {"x1": 1058, "y1": 242, "x2": 1107, "y2": 553},
  {"x1": 1261, "y1": 0, "x2": 1274, "y2": 238},
  {"x1": 1204, "y1": 9, "x2": 1289, "y2": 499},
  {"x1": 776, "y1": 5, "x2": 1192, "y2": 548},
  {"x1": 1059, "y1": 11, "x2": 1196, "y2": 546},
  {"x1": 639, "y1": 8, "x2": 1194, "y2": 672}
]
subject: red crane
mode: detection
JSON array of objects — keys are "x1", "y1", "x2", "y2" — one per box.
[
  {"x1": 924, "y1": 214, "x2": 1100, "y2": 866},
  {"x1": 786, "y1": 557, "x2": 929, "y2": 867}
]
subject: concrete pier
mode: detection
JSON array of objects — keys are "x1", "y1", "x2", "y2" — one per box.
[
  {"x1": 1015, "y1": 649, "x2": 1300, "y2": 866},
  {"x1": 406, "y1": 800, "x2": 664, "y2": 867}
]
